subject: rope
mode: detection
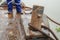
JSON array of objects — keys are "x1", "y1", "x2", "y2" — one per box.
[
  {"x1": 24, "y1": 7, "x2": 60, "y2": 26},
  {"x1": 0, "y1": 5, "x2": 60, "y2": 26},
  {"x1": 28, "y1": 23, "x2": 55, "y2": 40},
  {"x1": 0, "y1": 5, "x2": 32, "y2": 10},
  {"x1": 46, "y1": 15, "x2": 60, "y2": 26},
  {"x1": 42, "y1": 25, "x2": 59, "y2": 40}
]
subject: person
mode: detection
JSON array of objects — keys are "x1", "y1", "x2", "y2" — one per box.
[{"x1": 7, "y1": 0, "x2": 22, "y2": 19}]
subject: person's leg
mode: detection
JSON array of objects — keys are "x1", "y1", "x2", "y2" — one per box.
[
  {"x1": 15, "y1": 0, "x2": 22, "y2": 19},
  {"x1": 15, "y1": 0, "x2": 21, "y2": 13},
  {"x1": 7, "y1": 0, "x2": 13, "y2": 19}
]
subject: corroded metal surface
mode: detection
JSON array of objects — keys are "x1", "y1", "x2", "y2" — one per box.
[{"x1": 31, "y1": 5, "x2": 44, "y2": 30}]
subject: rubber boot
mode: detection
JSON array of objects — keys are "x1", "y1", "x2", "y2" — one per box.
[
  {"x1": 8, "y1": 13, "x2": 14, "y2": 24},
  {"x1": 15, "y1": 13, "x2": 22, "y2": 22},
  {"x1": 15, "y1": 13, "x2": 21, "y2": 19},
  {"x1": 8, "y1": 13, "x2": 13, "y2": 19}
]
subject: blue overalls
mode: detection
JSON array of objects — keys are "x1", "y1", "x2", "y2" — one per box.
[{"x1": 7, "y1": 0, "x2": 21, "y2": 13}]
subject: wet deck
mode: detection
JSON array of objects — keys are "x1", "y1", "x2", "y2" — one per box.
[
  {"x1": 0, "y1": 7, "x2": 50, "y2": 40},
  {"x1": 0, "y1": 9, "x2": 32, "y2": 39}
]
